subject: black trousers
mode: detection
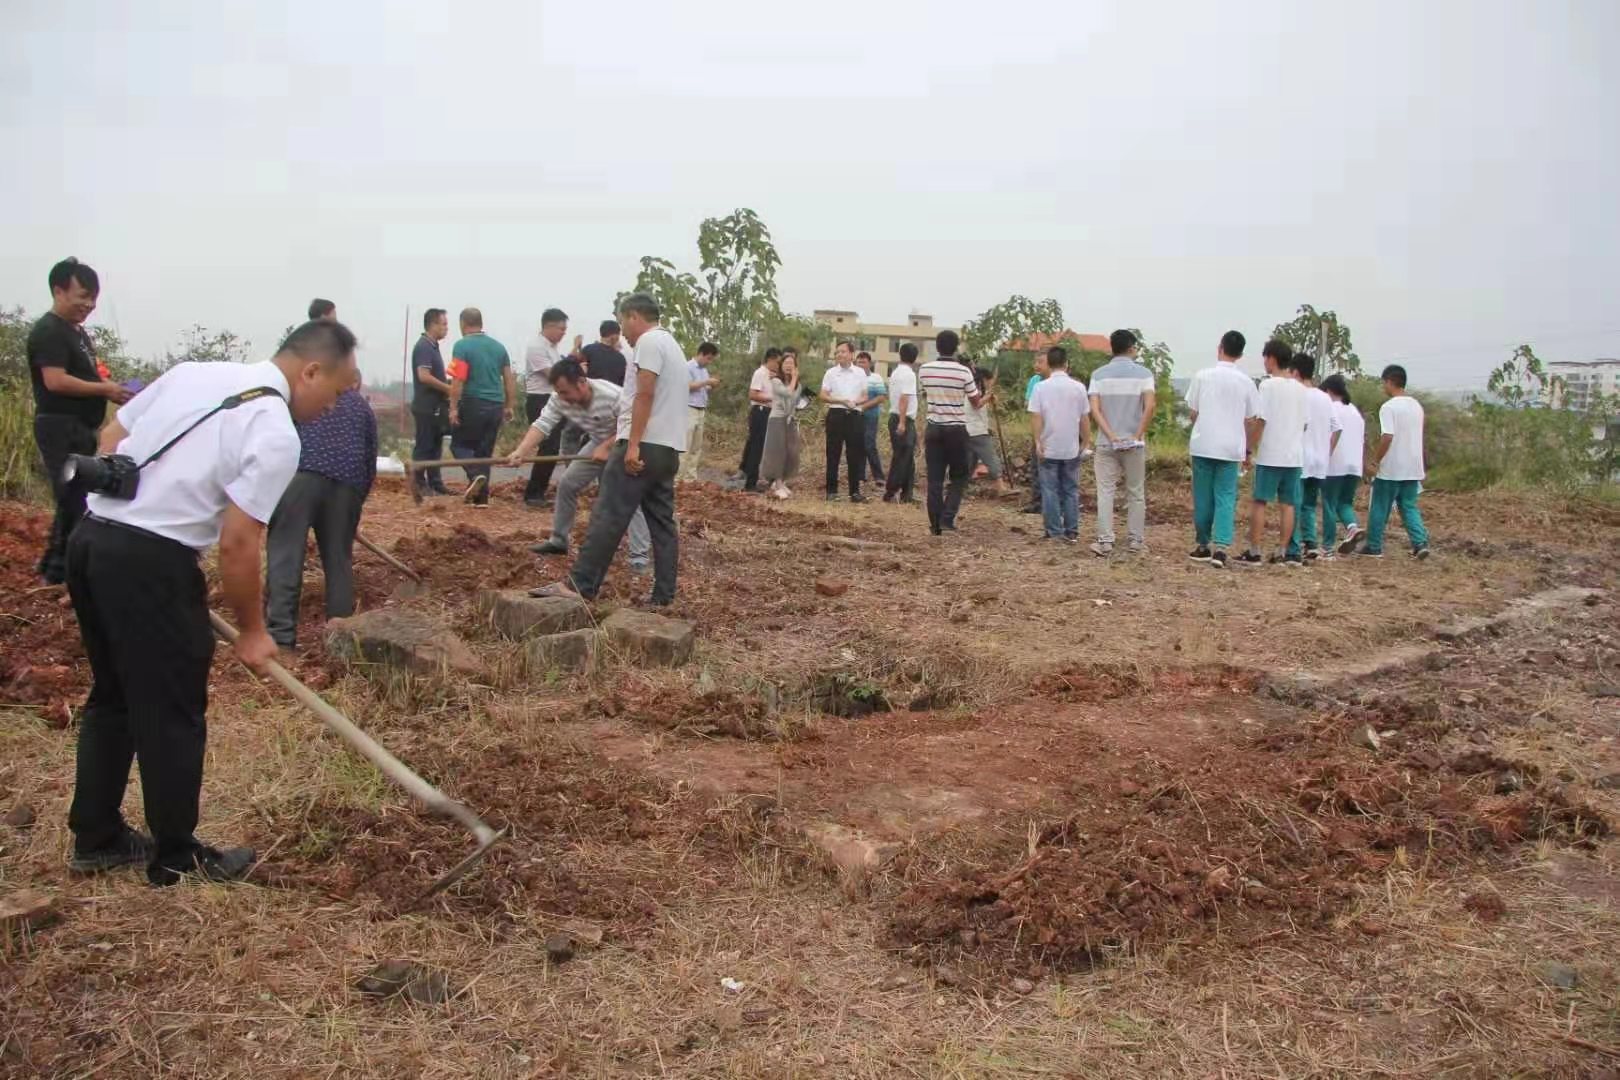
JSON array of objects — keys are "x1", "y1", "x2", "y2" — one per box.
[
  {"x1": 524, "y1": 392, "x2": 564, "y2": 501},
  {"x1": 739, "y1": 405, "x2": 770, "y2": 490},
  {"x1": 450, "y1": 398, "x2": 504, "y2": 500},
  {"x1": 886, "y1": 414, "x2": 917, "y2": 501},
  {"x1": 66, "y1": 517, "x2": 213, "y2": 871},
  {"x1": 34, "y1": 414, "x2": 98, "y2": 585},
  {"x1": 265, "y1": 471, "x2": 365, "y2": 647},
  {"x1": 568, "y1": 442, "x2": 680, "y2": 605},
  {"x1": 824, "y1": 409, "x2": 865, "y2": 496},
  {"x1": 924, "y1": 423, "x2": 972, "y2": 533},
  {"x1": 411, "y1": 408, "x2": 448, "y2": 491}
]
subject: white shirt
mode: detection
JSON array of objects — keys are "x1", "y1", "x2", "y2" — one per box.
[
  {"x1": 1254, "y1": 376, "x2": 1308, "y2": 469},
  {"x1": 618, "y1": 326, "x2": 689, "y2": 451},
  {"x1": 524, "y1": 335, "x2": 564, "y2": 396},
  {"x1": 1300, "y1": 386, "x2": 1342, "y2": 479},
  {"x1": 887, "y1": 363, "x2": 919, "y2": 419},
  {"x1": 1329, "y1": 401, "x2": 1365, "y2": 476},
  {"x1": 1028, "y1": 370, "x2": 1090, "y2": 461},
  {"x1": 1186, "y1": 361, "x2": 1260, "y2": 462},
  {"x1": 1377, "y1": 395, "x2": 1426, "y2": 481},
  {"x1": 748, "y1": 364, "x2": 772, "y2": 407},
  {"x1": 820, "y1": 364, "x2": 867, "y2": 410},
  {"x1": 89, "y1": 360, "x2": 301, "y2": 550}
]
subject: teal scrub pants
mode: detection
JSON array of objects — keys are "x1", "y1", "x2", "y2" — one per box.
[
  {"x1": 1321, "y1": 474, "x2": 1359, "y2": 548},
  {"x1": 1191, "y1": 456, "x2": 1240, "y2": 548},
  {"x1": 1365, "y1": 478, "x2": 1429, "y2": 553}
]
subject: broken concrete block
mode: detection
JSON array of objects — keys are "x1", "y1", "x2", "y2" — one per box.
[
  {"x1": 477, "y1": 590, "x2": 593, "y2": 640},
  {"x1": 356, "y1": 960, "x2": 452, "y2": 1005},
  {"x1": 526, "y1": 628, "x2": 597, "y2": 675},
  {"x1": 325, "y1": 610, "x2": 483, "y2": 678},
  {"x1": 0, "y1": 889, "x2": 59, "y2": 939},
  {"x1": 601, "y1": 610, "x2": 695, "y2": 667}
]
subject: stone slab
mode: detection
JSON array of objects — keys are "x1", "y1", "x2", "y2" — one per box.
[
  {"x1": 325, "y1": 609, "x2": 484, "y2": 678},
  {"x1": 601, "y1": 609, "x2": 695, "y2": 667}
]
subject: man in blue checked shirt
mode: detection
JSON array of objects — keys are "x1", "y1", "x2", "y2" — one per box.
[{"x1": 264, "y1": 370, "x2": 378, "y2": 649}]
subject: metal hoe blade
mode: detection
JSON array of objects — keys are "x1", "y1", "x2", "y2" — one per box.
[{"x1": 409, "y1": 826, "x2": 509, "y2": 909}]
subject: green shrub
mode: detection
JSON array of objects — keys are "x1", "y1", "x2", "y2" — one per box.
[{"x1": 0, "y1": 379, "x2": 46, "y2": 502}]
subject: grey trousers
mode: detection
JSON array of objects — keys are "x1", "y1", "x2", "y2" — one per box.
[
  {"x1": 266, "y1": 471, "x2": 365, "y2": 647},
  {"x1": 551, "y1": 447, "x2": 650, "y2": 563},
  {"x1": 1093, "y1": 444, "x2": 1147, "y2": 546}
]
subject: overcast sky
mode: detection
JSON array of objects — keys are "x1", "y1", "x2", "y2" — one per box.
[{"x1": 4, "y1": 0, "x2": 1617, "y2": 386}]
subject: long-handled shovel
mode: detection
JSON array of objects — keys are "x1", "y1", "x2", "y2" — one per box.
[
  {"x1": 354, "y1": 532, "x2": 426, "y2": 599},
  {"x1": 209, "y1": 611, "x2": 505, "y2": 907},
  {"x1": 407, "y1": 454, "x2": 585, "y2": 504}
]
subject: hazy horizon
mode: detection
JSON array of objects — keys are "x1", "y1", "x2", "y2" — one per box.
[{"x1": 4, "y1": 0, "x2": 1617, "y2": 389}]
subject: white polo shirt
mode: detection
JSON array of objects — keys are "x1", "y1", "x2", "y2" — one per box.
[
  {"x1": 748, "y1": 364, "x2": 773, "y2": 407},
  {"x1": 618, "y1": 326, "x2": 689, "y2": 451},
  {"x1": 1027, "y1": 369, "x2": 1089, "y2": 461},
  {"x1": 524, "y1": 335, "x2": 564, "y2": 396},
  {"x1": 1300, "y1": 386, "x2": 1342, "y2": 480},
  {"x1": 1254, "y1": 376, "x2": 1308, "y2": 469},
  {"x1": 1185, "y1": 361, "x2": 1260, "y2": 462},
  {"x1": 1377, "y1": 395, "x2": 1426, "y2": 481},
  {"x1": 820, "y1": 363, "x2": 867, "y2": 411},
  {"x1": 1329, "y1": 401, "x2": 1365, "y2": 476},
  {"x1": 887, "y1": 363, "x2": 919, "y2": 419},
  {"x1": 89, "y1": 360, "x2": 301, "y2": 550}
]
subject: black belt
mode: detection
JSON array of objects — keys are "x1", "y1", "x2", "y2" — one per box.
[{"x1": 84, "y1": 513, "x2": 199, "y2": 558}]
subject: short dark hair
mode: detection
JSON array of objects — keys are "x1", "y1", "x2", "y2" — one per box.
[
  {"x1": 618, "y1": 293, "x2": 660, "y2": 321},
  {"x1": 423, "y1": 307, "x2": 446, "y2": 330},
  {"x1": 1381, "y1": 364, "x2": 1408, "y2": 388},
  {"x1": 550, "y1": 356, "x2": 586, "y2": 385},
  {"x1": 698, "y1": 342, "x2": 719, "y2": 357},
  {"x1": 308, "y1": 298, "x2": 336, "y2": 321},
  {"x1": 1292, "y1": 352, "x2": 1316, "y2": 381},
  {"x1": 783, "y1": 346, "x2": 798, "y2": 358},
  {"x1": 898, "y1": 343, "x2": 918, "y2": 364},
  {"x1": 1219, "y1": 330, "x2": 1245, "y2": 359},
  {"x1": 973, "y1": 366, "x2": 994, "y2": 392},
  {"x1": 936, "y1": 329, "x2": 960, "y2": 356},
  {"x1": 1047, "y1": 346, "x2": 1068, "y2": 368},
  {"x1": 1262, "y1": 338, "x2": 1293, "y2": 365},
  {"x1": 49, "y1": 257, "x2": 99, "y2": 296},
  {"x1": 600, "y1": 319, "x2": 621, "y2": 337},
  {"x1": 460, "y1": 307, "x2": 483, "y2": 329},
  {"x1": 855, "y1": 350, "x2": 872, "y2": 363},
  {"x1": 1110, "y1": 329, "x2": 1137, "y2": 355},
  {"x1": 764, "y1": 347, "x2": 783, "y2": 361},
  {"x1": 278, "y1": 319, "x2": 358, "y2": 370},
  {"x1": 836, "y1": 340, "x2": 854, "y2": 353},
  {"x1": 541, "y1": 307, "x2": 567, "y2": 326},
  {"x1": 1320, "y1": 373, "x2": 1352, "y2": 405}
]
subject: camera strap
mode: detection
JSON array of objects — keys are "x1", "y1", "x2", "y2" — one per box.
[{"x1": 136, "y1": 386, "x2": 286, "y2": 470}]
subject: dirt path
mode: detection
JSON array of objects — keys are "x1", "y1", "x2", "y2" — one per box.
[{"x1": 2, "y1": 478, "x2": 1618, "y2": 1077}]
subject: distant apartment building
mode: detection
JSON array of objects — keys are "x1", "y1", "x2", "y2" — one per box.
[
  {"x1": 812, "y1": 310, "x2": 956, "y2": 372},
  {"x1": 1549, "y1": 358, "x2": 1620, "y2": 413}
]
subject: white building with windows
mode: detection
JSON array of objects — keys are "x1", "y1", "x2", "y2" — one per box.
[{"x1": 1549, "y1": 358, "x2": 1620, "y2": 413}]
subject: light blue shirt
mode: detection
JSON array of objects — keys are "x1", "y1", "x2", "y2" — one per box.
[{"x1": 686, "y1": 358, "x2": 711, "y2": 408}]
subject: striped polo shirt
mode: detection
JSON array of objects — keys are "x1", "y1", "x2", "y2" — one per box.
[
  {"x1": 529, "y1": 378, "x2": 624, "y2": 445},
  {"x1": 919, "y1": 358, "x2": 977, "y2": 426},
  {"x1": 1088, "y1": 356, "x2": 1156, "y2": 438}
]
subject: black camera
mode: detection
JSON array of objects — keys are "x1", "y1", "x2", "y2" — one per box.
[{"x1": 62, "y1": 454, "x2": 141, "y2": 500}]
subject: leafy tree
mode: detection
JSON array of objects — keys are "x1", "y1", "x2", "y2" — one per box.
[
  {"x1": 1272, "y1": 305, "x2": 1361, "y2": 375},
  {"x1": 1486, "y1": 344, "x2": 1563, "y2": 407},
  {"x1": 960, "y1": 296, "x2": 1064, "y2": 360},
  {"x1": 1125, "y1": 330, "x2": 1181, "y2": 436},
  {"x1": 165, "y1": 325, "x2": 251, "y2": 367},
  {"x1": 620, "y1": 208, "x2": 781, "y2": 359}
]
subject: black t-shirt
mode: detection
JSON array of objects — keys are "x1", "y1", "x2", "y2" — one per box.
[
  {"x1": 411, "y1": 335, "x2": 448, "y2": 414},
  {"x1": 580, "y1": 342, "x2": 627, "y2": 387},
  {"x1": 28, "y1": 312, "x2": 106, "y2": 428}
]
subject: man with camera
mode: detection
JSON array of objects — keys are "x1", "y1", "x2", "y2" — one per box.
[
  {"x1": 63, "y1": 320, "x2": 358, "y2": 886},
  {"x1": 28, "y1": 258, "x2": 131, "y2": 585}
]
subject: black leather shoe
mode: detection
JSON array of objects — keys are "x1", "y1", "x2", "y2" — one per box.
[
  {"x1": 70, "y1": 827, "x2": 154, "y2": 875},
  {"x1": 148, "y1": 844, "x2": 256, "y2": 887}
]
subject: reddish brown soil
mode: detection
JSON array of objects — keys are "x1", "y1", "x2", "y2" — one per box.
[{"x1": 0, "y1": 508, "x2": 86, "y2": 726}]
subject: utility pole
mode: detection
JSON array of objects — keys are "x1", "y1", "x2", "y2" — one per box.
[{"x1": 1319, "y1": 318, "x2": 1328, "y2": 372}]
